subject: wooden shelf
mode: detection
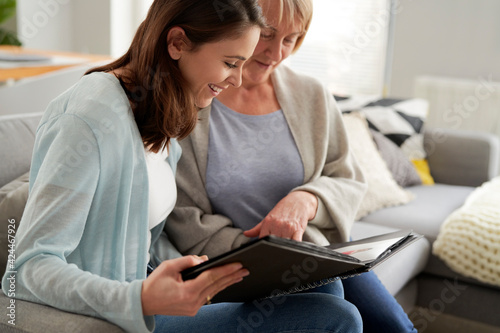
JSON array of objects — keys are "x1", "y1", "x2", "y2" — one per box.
[{"x1": 0, "y1": 46, "x2": 112, "y2": 81}]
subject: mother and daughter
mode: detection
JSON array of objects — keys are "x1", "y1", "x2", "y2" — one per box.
[{"x1": 2, "y1": 0, "x2": 416, "y2": 332}]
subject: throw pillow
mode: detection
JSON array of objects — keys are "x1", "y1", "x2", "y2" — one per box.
[
  {"x1": 342, "y1": 112, "x2": 414, "y2": 220},
  {"x1": 411, "y1": 159, "x2": 435, "y2": 185},
  {"x1": 369, "y1": 129, "x2": 422, "y2": 188},
  {"x1": 337, "y1": 97, "x2": 429, "y2": 161},
  {"x1": 0, "y1": 172, "x2": 30, "y2": 278}
]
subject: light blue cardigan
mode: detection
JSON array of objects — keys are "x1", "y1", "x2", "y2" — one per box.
[{"x1": 1, "y1": 73, "x2": 182, "y2": 332}]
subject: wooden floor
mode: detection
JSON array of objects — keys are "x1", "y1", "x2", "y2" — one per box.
[{"x1": 409, "y1": 307, "x2": 500, "y2": 333}]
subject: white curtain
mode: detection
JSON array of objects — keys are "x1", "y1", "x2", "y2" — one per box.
[{"x1": 286, "y1": 0, "x2": 393, "y2": 96}]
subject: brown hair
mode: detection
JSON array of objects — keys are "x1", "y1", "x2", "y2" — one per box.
[{"x1": 87, "y1": 0, "x2": 265, "y2": 153}]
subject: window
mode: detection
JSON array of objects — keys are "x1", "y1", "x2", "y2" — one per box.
[
  {"x1": 110, "y1": 0, "x2": 153, "y2": 57},
  {"x1": 286, "y1": 0, "x2": 394, "y2": 96}
]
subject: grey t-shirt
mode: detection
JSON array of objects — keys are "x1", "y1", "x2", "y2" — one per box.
[{"x1": 206, "y1": 98, "x2": 304, "y2": 231}]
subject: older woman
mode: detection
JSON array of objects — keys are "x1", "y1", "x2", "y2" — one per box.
[{"x1": 166, "y1": 0, "x2": 417, "y2": 332}]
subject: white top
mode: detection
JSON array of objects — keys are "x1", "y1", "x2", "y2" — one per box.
[{"x1": 145, "y1": 146, "x2": 177, "y2": 258}]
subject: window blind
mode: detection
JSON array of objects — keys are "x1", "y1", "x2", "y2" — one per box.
[{"x1": 286, "y1": 0, "x2": 393, "y2": 96}]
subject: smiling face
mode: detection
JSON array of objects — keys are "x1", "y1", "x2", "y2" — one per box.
[
  {"x1": 171, "y1": 27, "x2": 261, "y2": 108},
  {"x1": 242, "y1": 1, "x2": 305, "y2": 85}
]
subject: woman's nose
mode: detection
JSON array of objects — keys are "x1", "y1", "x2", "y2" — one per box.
[
  {"x1": 227, "y1": 67, "x2": 243, "y2": 88},
  {"x1": 265, "y1": 40, "x2": 283, "y2": 63}
]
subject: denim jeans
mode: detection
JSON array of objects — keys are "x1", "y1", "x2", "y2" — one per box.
[
  {"x1": 342, "y1": 271, "x2": 417, "y2": 333},
  {"x1": 154, "y1": 279, "x2": 362, "y2": 333}
]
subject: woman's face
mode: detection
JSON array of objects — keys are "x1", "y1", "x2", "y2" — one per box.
[
  {"x1": 243, "y1": 2, "x2": 304, "y2": 85},
  {"x1": 176, "y1": 27, "x2": 261, "y2": 108}
]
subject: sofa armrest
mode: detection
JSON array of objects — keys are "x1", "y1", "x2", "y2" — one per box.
[
  {"x1": 424, "y1": 127, "x2": 500, "y2": 186},
  {"x1": 0, "y1": 294, "x2": 124, "y2": 332}
]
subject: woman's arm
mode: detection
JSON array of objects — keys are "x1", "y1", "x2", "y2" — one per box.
[
  {"x1": 2, "y1": 114, "x2": 158, "y2": 332},
  {"x1": 246, "y1": 67, "x2": 367, "y2": 243},
  {"x1": 142, "y1": 256, "x2": 248, "y2": 316},
  {"x1": 292, "y1": 91, "x2": 368, "y2": 243},
  {"x1": 243, "y1": 190, "x2": 318, "y2": 241}
]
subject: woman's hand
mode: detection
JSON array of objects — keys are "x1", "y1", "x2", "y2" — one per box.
[
  {"x1": 141, "y1": 256, "x2": 249, "y2": 316},
  {"x1": 243, "y1": 191, "x2": 318, "y2": 241}
]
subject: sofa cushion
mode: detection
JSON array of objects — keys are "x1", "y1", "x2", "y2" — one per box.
[
  {"x1": 370, "y1": 129, "x2": 422, "y2": 188},
  {"x1": 432, "y1": 177, "x2": 500, "y2": 287},
  {"x1": 0, "y1": 172, "x2": 30, "y2": 278},
  {"x1": 0, "y1": 294, "x2": 123, "y2": 332},
  {"x1": 336, "y1": 96, "x2": 429, "y2": 160},
  {"x1": 424, "y1": 255, "x2": 500, "y2": 291},
  {"x1": 359, "y1": 184, "x2": 475, "y2": 242},
  {"x1": 0, "y1": 172, "x2": 29, "y2": 220},
  {"x1": 411, "y1": 159, "x2": 435, "y2": 185},
  {"x1": 342, "y1": 112, "x2": 414, "y2": 219},
  {"x1": 0, "y1": 113, "x2": 42, "y2": 188},
  {"x1": 350, "y1": 222, "x2": 430, "y2": 297},
  {"x1": 424, "y1": 128, "x2": 500, "y2": 187}
]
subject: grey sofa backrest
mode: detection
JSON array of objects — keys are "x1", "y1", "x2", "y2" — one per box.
[
  {"x1": 424, "y1": 127, "x2": 500, "y2": 187},
  {"x1": 0, "y1": 113, "x2": 43, "y2": 188}
]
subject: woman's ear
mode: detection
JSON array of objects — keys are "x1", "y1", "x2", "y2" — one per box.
[{"x1": 167, "y1": 27, "x2": 188, "y2": 60}]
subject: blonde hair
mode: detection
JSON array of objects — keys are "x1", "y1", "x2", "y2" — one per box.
[{"x1": 274, "y1": 0, "x2": 313, "y2": 52}]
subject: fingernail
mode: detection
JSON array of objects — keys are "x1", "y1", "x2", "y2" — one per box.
[
  {"x1": 231, "y1": 263, "x2": 243, "y2": 270},
  {"x1": 240, "y1": 269, "x2": 250, "y2": 277}
]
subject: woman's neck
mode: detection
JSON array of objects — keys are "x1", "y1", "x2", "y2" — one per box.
[{"x1": 218, "y1": 78, "x2": 280, "y2": 115}]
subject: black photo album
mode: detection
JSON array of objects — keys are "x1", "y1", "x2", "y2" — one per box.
[{"x1": 182, "y1": 229, "x2": 422, "y2": 303}]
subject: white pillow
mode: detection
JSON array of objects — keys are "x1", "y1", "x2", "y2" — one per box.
[{"x1": 342, "y1": 112, "x2": 414, "y2": 219}]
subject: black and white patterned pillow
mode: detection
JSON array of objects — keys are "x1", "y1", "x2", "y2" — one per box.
[{"x1": 335, "y1": 96, "x2": 429, "y2": 160}]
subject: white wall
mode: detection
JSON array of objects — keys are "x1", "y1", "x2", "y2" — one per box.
[
  {"x1": 15, "y1": 0, "x2": 148, "y2": 57},
  {"x1": 388, "y1": 0, "x2": 500, "y2": 98},
  {"x1": 110, "y1": 0, "x2": 151, "y2": 57},
  {"x1": 110, "y1": 0, "x2": 135, "y2": 57},
  {"x1": 73, "y1": 0, "x2": 111, "y2": 55},
  {"x1": 17, "y1": 0, "x2": 75, "y2": 52}
]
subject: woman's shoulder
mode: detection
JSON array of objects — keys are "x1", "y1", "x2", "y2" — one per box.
[
  {"x1": 40, "y1": 72, "x2": 134, "y2": 132},
  {"x1": 74, "y1": 71, "x2": 124, "y2": 98},
  {"x1": 272, "y1": 65, "x2": 333, "y2": 110},
  {"x1": 273, "y1": 65, "x2": 327, "y2": 92}
]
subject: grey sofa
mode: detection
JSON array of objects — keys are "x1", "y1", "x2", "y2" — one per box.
[
  {"x1": 0, "y1": 112, "x2": 499, "y2": 332},
  {"x1": 354, "y1": 128, "x2": 500, "y2": 331}
]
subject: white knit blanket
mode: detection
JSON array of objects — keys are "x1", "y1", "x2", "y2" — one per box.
[{"x1": 433, "y1": 177, "x2": 500, "y2": 287}]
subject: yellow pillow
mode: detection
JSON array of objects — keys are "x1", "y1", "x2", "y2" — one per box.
[{"x1": 411, "y1": 159, "x2": 435, "y2": 185}]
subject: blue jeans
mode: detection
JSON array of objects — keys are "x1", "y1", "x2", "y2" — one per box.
[
  {"x1": 154, "y1": 279, "x2": 362, "y2": 333},
  {"x1": 342, "y1": 271, "x2": 417, "y2": 333}
]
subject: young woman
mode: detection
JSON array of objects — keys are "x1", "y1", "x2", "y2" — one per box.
[
  {"x1": 2, "y1": 0, "x2": 363, "y2": 332},
  {"x1": 167, "y1": 0, "x2": 417, "y2": 332}
]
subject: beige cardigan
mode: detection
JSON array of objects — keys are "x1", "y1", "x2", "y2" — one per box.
[{"x1": 165, "y1": 65, "x2": 367, "y2": 257}]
